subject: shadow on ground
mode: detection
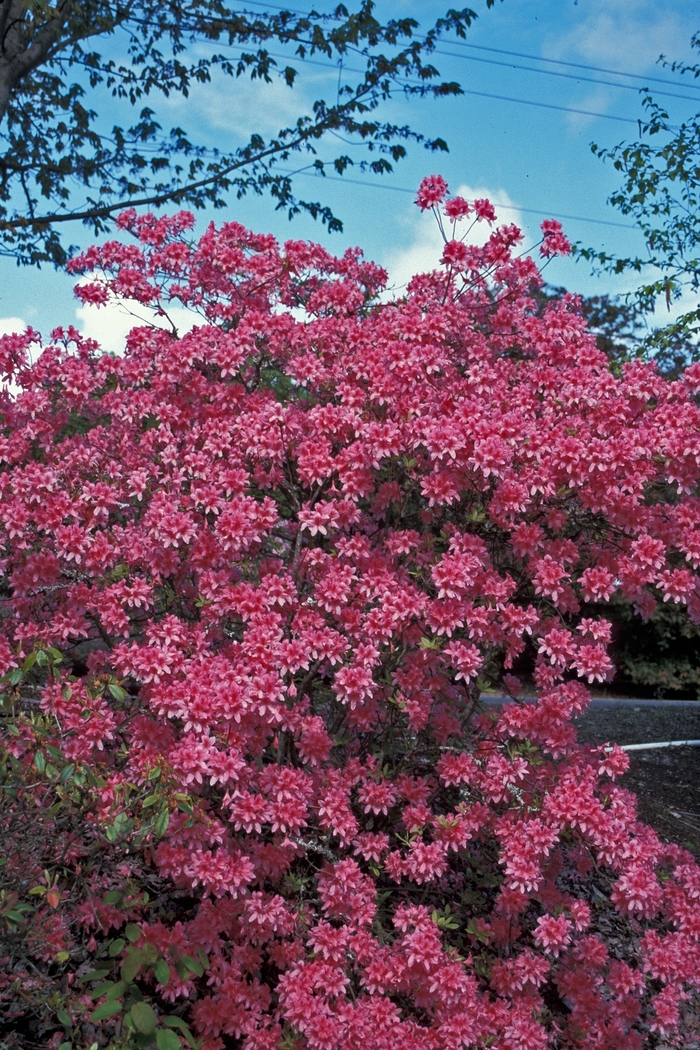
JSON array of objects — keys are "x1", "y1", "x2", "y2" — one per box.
[{"x1": 575, "y1": 702, "x2": 700, "y2": 858}]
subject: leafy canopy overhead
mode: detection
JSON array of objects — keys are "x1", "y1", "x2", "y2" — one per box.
[{"x1": 0, "y1": 0, "x2": 501, "y2": 266}]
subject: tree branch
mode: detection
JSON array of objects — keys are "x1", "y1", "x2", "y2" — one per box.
[{"x1": 0, "y1": 78, "x2": 389, "y2": 233}]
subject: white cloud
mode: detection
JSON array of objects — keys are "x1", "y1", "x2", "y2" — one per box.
[
  {"x1": 544, "y1": 0, "x2": 696, "y2": 75},
  {"x1": 2, "y1": 295, "x2": 202, "y2": 358},
  {"x1": 654, "y1": 282, "x2": 700, "y2": 330},
  {"x1": 381, "y1": 183, "x2": 530, "y2": 296},
  {"x1": 564, "y1": 88, "x2": 614, "y2": 131},
  {"x1": 0, "y1": 316, "x2": 26, "y2": 337},
  {"x1": 161, "y1": 66, "x2": 322, "y2": 140},
  {"x1": 75, "y1": 298, "x2": 201, "y2": 355},
  {"x1": 201, "y1": 76, "x2": 310, "y2": 138}
]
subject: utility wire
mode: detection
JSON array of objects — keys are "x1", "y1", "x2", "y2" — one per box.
[
  {"x1": 443, "y1": 85, "x2": 641, "y2": 125},
  {"x1": 222, "y1": 45, "x2": 647, "y2": 125},
  {"x1": 444, "y1": 40, "x2": 700, "y2": 95},
  {"x1": 281, "y1": 166, "x2": 637, "y2": 230},
  {"x1": 428, "y1": 47, "x2": 700, "y2": 105},
  {"x1": 238, "y1": 0, "x2": 700, "y2": 95}
]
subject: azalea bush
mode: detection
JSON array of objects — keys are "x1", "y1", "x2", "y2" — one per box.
[{"x1": 2, "y1": 176, "x2": 700, "y2": 1050}]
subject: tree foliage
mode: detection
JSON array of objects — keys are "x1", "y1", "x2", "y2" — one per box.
[
  {"x1": 579, "y1": 31, "x2": 700, "y2": 366},
  {"x1": 0, "y1": 0, "x2": 501, "y2": 266},
  {"x1": 1, "y1": 179, "x2": 700, "y2": 1048}
]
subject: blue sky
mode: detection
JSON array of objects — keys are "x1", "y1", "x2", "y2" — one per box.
[{"x1": 1, "y1": 0, "x2": 699, "y2": 350}]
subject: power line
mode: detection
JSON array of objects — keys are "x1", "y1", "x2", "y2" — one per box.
[
  {"x1": 444, "y1": 40, "x2": 700, "y2": 95},
  {"x1": 429, "y1": 46, "x2": 700, "y2": 105},
  {"x1": 238, "y1": 0, "x2": 700, "y2": 96},
  {"x1": 450, "y1": 85, "x2": 641, "y2": 125},
  {"x1": 281, "y1": 167, "x2": 638, "y2": 230},
  {"x1": 223, "y1": 45, "x2": 647, "y2": 126}
]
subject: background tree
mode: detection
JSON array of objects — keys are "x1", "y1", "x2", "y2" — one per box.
[
  {"x1": 577, "y1": 30, "x2": 700, "y2": 371},
  {"x1": 0, "y1": 0, "x2": 500, "y2": 267}
]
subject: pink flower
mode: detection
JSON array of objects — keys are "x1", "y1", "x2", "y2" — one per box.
[
  {"x1": 444, "y1": 195, "x2": 471, "y2": 220},
  {"x1": 533, "y1": 914, "x2": 573, "y2": 956},
  {"x1": 415, "y1": 174, "x2": 448, "y2": 210},
  {"x1": 539, "y1": 218, "x2": 571, "y2": 257},
  {"x1": 574, "y1": 643, "x2": 614, "y2": 683},
  {"x1": 580, "y1": 565, "x2": 616, "y2": 601},
  {"x1": 537, "y1": 627, "x2": 577, "y2": 667},
  {"x1": 443, "y1": 640, "x2": 483, "y2": 682},
  {"x1": 357, "y1": 779, "x2": 396, "y2": 816},
  {"x1": 473, "y1": 197, "x2": 496, "y2": 221},
  {"x1": 4, "y1": 174, "x2": 700, "y2": 1050},
  {"x1": 533, "y1": 555, "x2": 570, "y2": 603},
  {"x1": 332, "y1": 663, "x2": 376, "y2": 708},
  {"x1": 441, "y1": 239, "x2": 470, "y2": 268}
]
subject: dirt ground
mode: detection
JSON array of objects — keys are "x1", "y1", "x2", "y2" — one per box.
[{"x1": 575, "y1": 701, "x2": 700, "y2": 858}]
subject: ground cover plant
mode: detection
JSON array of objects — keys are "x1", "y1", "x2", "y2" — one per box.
[{"x1": 1, "y1": 176, "x2": 700, "y2": 1049}]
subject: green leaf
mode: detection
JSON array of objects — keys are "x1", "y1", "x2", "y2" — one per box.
[
  {"x1": 109, "y1": 937, "x2": 126, "y2": 956},
  {"x1": 163, "y1": 1017, "x2": 190, "y2": 1032},
  {"x1": 181, "y1": 955, "x2": 203, "y2": 977},
  {"x1": 5, "y1": 909, "x2": 29, "y2": 924},
  {"x1": 90, "y1": 1000, "x2": 122, "y2": 1022},
  {"x1": 22, "y1": 652, "x2": 37, "y2": 672},
  {"x1": 163, "y1": 1016, "x2": 198, "y2": 1049},
  {"x1": 57, "y1": 1008, "x2": 71, "y2": 1025},
  {"x1": 83, "y1": 765, "x2": 98, "y2": 787},
  {"x1": 131, "y1": 1001, "x2": 158, "y2": 1035},
  {"x1": 59, "y1": 763, "x2": 75, "y2": 784},
  {"x1": 90, "y1": 980, "x2": 118, "y2": 999},
  {"x1": 124, "y1": 922, "x2": 141, "y2": 941},
  {"x1": 106, "y1": 980, "x2": 127, "y2": 1000},
  {"x1": 103, "y1": 891, "x2": 122, "y2": 906},
  {"x1": 154, "y1": 958, "x2": 170, "y2": 985},
  {"x1": 154, "y1": 810, "x2": 170, "y2": 838},
  {"x1": 108, "y1": 683, "x2": 127, "y2": 701},
  {"x1": 142, "y1": 941, "x2": 159, "y2": 964},
  {"x1": 78, "y1": 968, "x2": 111, "y2": 983},
  {"x1": 121, "y1": 949, "x2": 144, "y2": 984},
  {"x1": 156, "y1": 1030, "x2": 181, "y2": 1050},
  {"x1": 34, "y1": 751, "x2": 46, "y2": 773}
]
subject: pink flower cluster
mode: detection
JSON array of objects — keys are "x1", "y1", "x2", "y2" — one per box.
[{"x1": 1, "y1": 177, "x2": 700, "y2": 1048}]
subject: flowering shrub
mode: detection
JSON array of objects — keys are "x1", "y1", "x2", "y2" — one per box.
[{"x1": 1, "y1": 176, "x2": 700, "y2": 1049}]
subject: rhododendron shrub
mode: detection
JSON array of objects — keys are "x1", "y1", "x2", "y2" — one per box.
[{"x1": 2, "y1": 177, "x2": 700, "y2": 1049}]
